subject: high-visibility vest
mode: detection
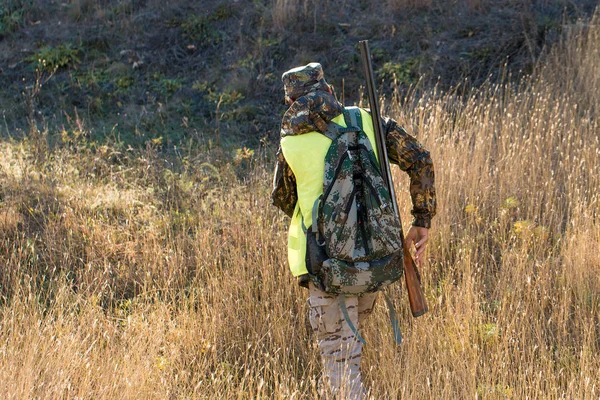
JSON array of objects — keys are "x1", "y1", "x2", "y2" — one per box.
[{"x1": 280, "y1": 108, "x2": 379, "y2": 276}]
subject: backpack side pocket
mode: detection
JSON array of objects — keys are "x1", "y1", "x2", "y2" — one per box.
[{"x1": 305, "y1": 229, "x2": 328, "y2": 286}]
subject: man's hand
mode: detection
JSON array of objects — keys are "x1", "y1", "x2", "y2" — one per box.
[{"x1": 404, "y1": 226, "x2": 429, "y2": 266}]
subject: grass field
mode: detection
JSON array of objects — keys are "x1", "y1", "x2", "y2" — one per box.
[{"x1": 1, "y1": 12, "x2": 599, "y2": 400}]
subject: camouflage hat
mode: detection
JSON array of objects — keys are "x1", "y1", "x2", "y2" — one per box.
[{"x1": 282, "y1": 62, "x2": 330, "y2": 105}]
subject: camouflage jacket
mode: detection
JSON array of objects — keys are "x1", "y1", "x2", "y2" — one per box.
[{"x1": 271, "y1": 91, "x2": 436, "y2": 228}]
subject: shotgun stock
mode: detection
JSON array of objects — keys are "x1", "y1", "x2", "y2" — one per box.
[{"x1": 359, "y1": 40, "x2": 428, "y2": 318}]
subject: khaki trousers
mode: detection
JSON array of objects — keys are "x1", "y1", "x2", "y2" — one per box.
[{"x1": 308, "y1": 282, "x2": 378, "y2": 400}]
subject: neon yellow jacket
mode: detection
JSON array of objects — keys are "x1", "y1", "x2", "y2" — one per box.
[{"x1": 280, "y1": 109, "x2": 378, "y2": 276}]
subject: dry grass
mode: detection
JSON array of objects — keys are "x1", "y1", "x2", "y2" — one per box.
[{"x1": 1, "y1": 14, "x2": 600, "y2": 400}]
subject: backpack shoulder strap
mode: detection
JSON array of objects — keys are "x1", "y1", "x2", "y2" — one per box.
[
  {"x1": 340, "y1": 292, "x2": 403, "y2": 346},
  {"x1": 344, "y1": 106, "x2": 363, "y2": 131},
  {"x1": 339, "y1": 295, "x2": 367, "y2": 345},
  {"x1": 321, "y1": 122, "x2": 342, "y2": 141},
  {"x1": 382, "y1": 291, "x2": 403, "y2": 345},
  {"x1": 319, "y1": 108, "x2": 362, "y2": 141}
]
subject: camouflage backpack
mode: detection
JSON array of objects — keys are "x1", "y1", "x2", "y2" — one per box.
[{"x1": 305, "y1": 107, "x2": 405, "y2": 343}]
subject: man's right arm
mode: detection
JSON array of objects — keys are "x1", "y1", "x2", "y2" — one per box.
[
  {"x1": 271, "y1": 146, "x2": 298, "y2": 218},
  {"x1": 381, "y1": 117, "x2": 437, "y2": 229}
]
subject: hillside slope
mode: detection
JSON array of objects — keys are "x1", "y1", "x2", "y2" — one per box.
[{"x1": 0, "y1": 0, "x2": 597, "y2": 149}]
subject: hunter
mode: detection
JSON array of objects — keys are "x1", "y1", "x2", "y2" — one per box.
[{"x1": 271, "y1": 62, "x2": 436, "y2": 399}]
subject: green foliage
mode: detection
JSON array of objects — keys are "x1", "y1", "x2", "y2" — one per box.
[
  {"x1": 476, "y1": 384, "x2": 514, "y2": 398},
  {"x1": 60, "y1": 125, "x2": 90, "y2": 149},
  {"x1": 27, "y1": 43, "x2": 81, "y2": 73},
  {"x1": 115, "y1": 73, "x2": 135, "y2": 92},
  {"x1": 160, "y1": 78, "x2": 183, "y2": 95},
  {"x1": 180, "y1": 14, "x2": 225, "y2": 45},
  {"x1": 0, "y1": 0, "x2": 591, "y2": 161},
  {"x1": 74, "y1": 68, "x2": 111, "y2": 91},
  {"x1": 234, "y1": 54, "x2": 256, "y2": 70},
  {"x1": 462, "y1": 46, "x2": 495, "y2": 62},
  {"x1": 233, "y1": 147, "x2": 254, "y2": 164},
  {"x1": 230, "y1": 104, "x2": 261, "y2": 122},
  {"x1": 502, "y1": 197, "x2": 520, "y2": 210},
  {"x1": 0, "y1": 0, "x2": 28, "y2": 36},
  {"x1": 207, "y1": 89, "x2": 244, "y2": 107},
  {"x1": 537, "y1": 15, "x2": 561, "y2": 36},
  {"x1": 174, "y1": 5, "x2": 233, "y2": 46},
  {"x1": 194, "y1": 81, "x2": 245, "y2": 111},
  {"x1": 0, "y1": 7, "x2": 24, "y2": 36},
  {"x1": 232, "y1": 147, "x2": 255, "y2": 177},
  {"x1": 370, "y1": 46, "x2": 386, "y2": 62},
  {"x1": 212, "y1": 4, "x2": 234, "y2": 21},
  {"x1": 478, "y1": 323, "x2": 500, "y2": 344},
  {"x1": 71, "y1": 69, "x2": 113, "y2": 115},
  {"x1": 377, "y1": 57, "x2": 420, "y2": 84},
  {"x1": 111, "y1": 1, "x2": 133, "y2": 16},
  {"x1": 257, "y1": 37, "x2": 281, "y2": 48},
  {"x1": 179, "y1": 15, "x2": 210, "y2": 41},
  {"x1": 192, "y1": 80, "x2": 212, "y2": 92},
  {"x1": 151, "y1": 73, "x2": 183, "y2": 98},
  {"x1": 209, "y1": 88, "x2": 245, "y2": 121}
]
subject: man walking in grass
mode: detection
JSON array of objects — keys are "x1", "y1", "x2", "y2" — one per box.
[{"x1": 271, "y1": 62, "x2": 436, "y2": 399}]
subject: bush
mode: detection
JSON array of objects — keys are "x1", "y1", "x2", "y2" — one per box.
[{"x1": 27, "y1": 43, "x2": 81, "y2": 73}]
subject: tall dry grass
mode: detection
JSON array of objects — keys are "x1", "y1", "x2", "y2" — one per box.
[{"x1": 1, "y1": 14, "x2": 599, "y2": 400}]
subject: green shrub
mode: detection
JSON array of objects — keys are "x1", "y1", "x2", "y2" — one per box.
[
  {"x1": 180, "y1": 14, "x2": 226, "y2": 46},
  {"x1": 150, "y1": 74, "x2": 183, "y2": 98},
  {"x1": 377, "y1": 58, "x2": 420, "y2": 84},
  {"x1": 205, "y1": 89, "x2": 244, "y2": 107},
  {"x1": 0, "y1": 7, "x2": 24, "y2": 36},
  {"x1": 27, "y1": 43, "x2": 81, "y2": 73},
  {"x1": 212, "y1": 4, "x2": 234, "y2": 21},
  {"x1": 115, "y1": 74, "x2": 135, "y2": 91},
  {"x1": 177, "y1": 6, "x2": 232, "y2": 47},
  {"x1": 161, "y1": 78, "x2": 183, "y2": 95},
  {"x1": 74, "y1": 68, "x2": 111, "y2": 90}
]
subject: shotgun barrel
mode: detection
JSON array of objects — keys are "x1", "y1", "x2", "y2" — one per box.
[{"x1": 359, "y1": 40, "x2": 428, "y2": 318}]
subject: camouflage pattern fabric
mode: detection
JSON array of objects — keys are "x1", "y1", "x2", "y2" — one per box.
[
  {"x1": 281, "y1": 90, "x2": 344, "y2": 138},
  {"x1": 282, "y1": 62, "x2": 332, "y2": 105},
  {"x1": 382, "y1": 117, "x2": 436, "y2": 228},
  {"x1": 319, "y1": 118, "x2": 401, "y2": 261},
  {"x1": 312, "y1": 107, "x2": 404, "y2": 295},
  {"x1": 320, "y1": 252, "x2": 403, "y2": 295},
  {"x1": 272, "y1": 90, "x2": 344, "y2": 217},
  {"x1": 308, "y1": 282, "x2": 377, "y2": 400},
  {"x1": 272, "y1": 99, "x2": 436, "y2": 228},
  {"x1": 271, "y1": 147, "x2": 298, "y2": 218}
]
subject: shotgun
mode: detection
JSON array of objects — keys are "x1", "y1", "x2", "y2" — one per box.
[{"x1": 359, "y1": 40, "x2": 428, "y2": 318}]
